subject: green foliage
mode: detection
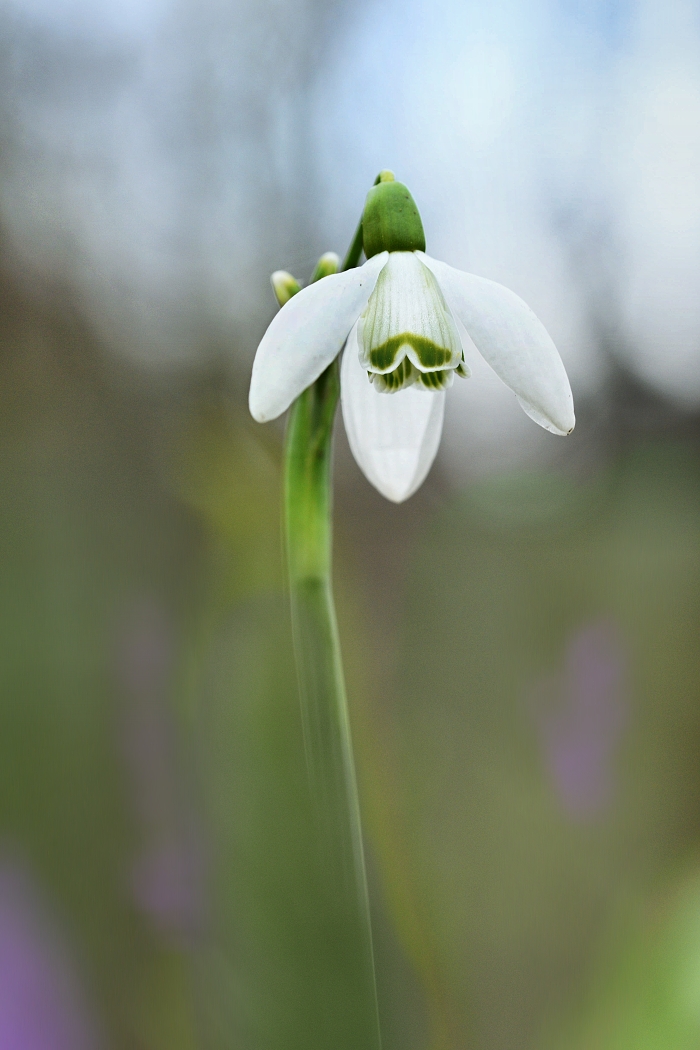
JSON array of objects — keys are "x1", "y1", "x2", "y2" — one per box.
[
  {"x1": 352, "y1": 442, "x2": 700, "y2": 1049},
  {"x1": 4, "y1": 275, "x2": 700, "y2": 1050}
]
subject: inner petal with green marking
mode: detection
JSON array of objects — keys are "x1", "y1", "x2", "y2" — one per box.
[
  {"x1": 367, "y1": 355, "x2": 465, "y2": 393},
  {"x1": 415, "y1": 368, "x2": 456, "y2": 391},
  {"x1": 368, "y1": 356, "x2": 417, "y2": 392},
  {"x1": 358, "y1": 251, "x2": 464, "y2": 376}
]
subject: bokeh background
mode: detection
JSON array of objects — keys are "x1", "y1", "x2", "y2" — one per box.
[{"x1": 2, "y1": 0, "x2": 700, "y2": 1047}]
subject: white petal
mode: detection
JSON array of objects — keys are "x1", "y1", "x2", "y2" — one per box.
[
  {"x1": 419, "y1": 253, "x2": 575, "y2": 435},
  {"x1": 516, "y1": 396, "x2": 569, "y2": 436},
  {"x1": 249, "y1": 252, "x2": 388, "y2": 422},
  {"x1": 341, "y1": 321, "x2": 445, "y2": 502}
]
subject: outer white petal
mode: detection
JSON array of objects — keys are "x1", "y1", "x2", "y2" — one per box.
[
  {"x1": 341, "y1": 321, "x2": 445, "y2": 502},
  {"x1": 249, "y1": 252, "x2": 388, "y2": 422},
  {"x1": 418, "y1": 253, "x2": 575, "y2": 436}
]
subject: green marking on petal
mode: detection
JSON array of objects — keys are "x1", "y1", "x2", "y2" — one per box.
[
  {"x1": 416, "y1": 368, "x2": 455, "y2": 391},
  {"x1": 370, "y1": 333, "x2": 455, "y2": 372},
  {"x1": 368, "y1": 356, "x2": 416, "y2": 393}
]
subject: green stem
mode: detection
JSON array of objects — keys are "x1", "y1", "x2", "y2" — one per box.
[
  {"x1": 283, "y1": 210, "x2": 381, "y2": 1049},
  {"x1": 342, "y1": 218, "x2": 364, "y2": 272}
]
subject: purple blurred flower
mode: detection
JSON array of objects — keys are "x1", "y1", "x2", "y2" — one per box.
[
  {"x1": 117, "y1": 598, "x2": 206, "y2": 940},
  {"x1": 131, "y1": 839, "x2": 204, "y2": 935},
  {"x1": 532, "y1": 620, "x2": 627, "y2": 820},
  {"x1": 0, "y1": 861, "x2": 99, "y2": 1050}
]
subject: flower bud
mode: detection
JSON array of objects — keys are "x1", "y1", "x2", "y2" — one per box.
[
  {"x1": 310, "y1": 252, "x2": 340, "y2": 283},
  {"x1": 271, "y1": 270, "x2": 301, "y2": 306},
  {"x1": 362, "y1": 179, "x2": 426, "y2": 259}
]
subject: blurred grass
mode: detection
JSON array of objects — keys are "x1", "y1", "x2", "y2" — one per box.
[
  {"x1": 351, "y1": 441, "x2": 700, "y2": 1049},
  {"x1": 543, "y1": 864, "x2": 700, "y2": 1050},
  {"x1": 0, "y1": 282, "x2": 205, "y2": 1047},
  {"x1": 2, "y1": 257, "x2": 700, "y2": 1049}
]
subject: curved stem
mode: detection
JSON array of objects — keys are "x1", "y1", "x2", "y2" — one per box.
[
  {"x1": 342, "y1": 218, "x2": 365, "y2": 272},
  {"x1": 283, "y1": 205, "x2": 382, "y2": 1049}
]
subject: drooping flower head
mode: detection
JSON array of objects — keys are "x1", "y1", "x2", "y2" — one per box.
[{"x1": 250, "y1": 171, "x2": 574, "y2": 501}]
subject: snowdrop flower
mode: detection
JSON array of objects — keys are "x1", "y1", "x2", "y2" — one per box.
[{"x1": 249, "y1": 173, "x2": 574, "y2": 502}]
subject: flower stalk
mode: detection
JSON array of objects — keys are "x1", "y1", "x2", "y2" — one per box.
[
  {"x1": 284, "y1": 252, "x2": 381, "y2": 1048},
  {"x1": 257, "y1": 166, "x2": 575, "y2": 1045}
]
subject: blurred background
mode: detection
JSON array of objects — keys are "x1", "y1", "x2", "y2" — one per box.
[{"x1": 1, "y1": 0, "x2": 700, "y2": 1047}]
